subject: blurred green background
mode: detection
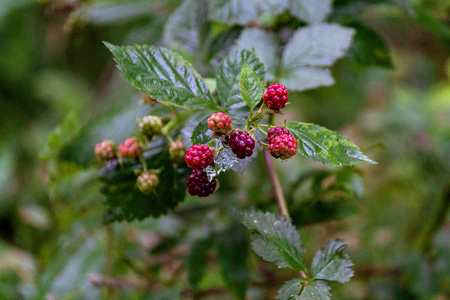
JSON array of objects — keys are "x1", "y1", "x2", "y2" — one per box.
[{"x1": 0, "y1": 0, "x2": 449, "y2": 299}]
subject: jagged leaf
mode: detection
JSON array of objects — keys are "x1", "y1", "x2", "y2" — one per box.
[
  {"x1": 277, "y1": 278, "x2": 302, "y2": 300},
  {"x1": 163, "y1": 0, "x2": 209, "y2": 55},
  {"x1": 205, "y1": 139, "x2": 238, "y2": 181},
  {"x1": 190, "y1": 117, "x2": 213, "y2": 145},
  {"x1": 186, "y1": 236, "x2": 215, "y2": 291},
  {"x1": 299, "y1": 281, "x2": 331, "y2": 300},
  {"x1": 311, "y1": 239, "x2": 354, "y2": 283},
  {"x1": 280, "y1": 24, "x2": 355, "y2": 91},
  {"x1": 216, "y1": 49, "x2": 265, "y2": 108},
  {"x1": 286, "y1": 121, "x2": 376, "y2": 166},
  {"x1": 105, "y1": 43, "x2": 219, "y2": 110},
  {"x1": 217, "y1": 225, "x2": 249, "y2": 299},
  {"x1": 290, "y1": 0, "x2": 332, "y2": 24},
  {"x1": 234, "y1": 28, "x2": 279, "y2": 81},
  {"x1": 208, "y1": 0, "x2": 259, "y2": 25},
  {"x1": 239, "y1": 63, "x2": 263, "y2": 109},
  {"x1": 241, "y1": 210, "x2": 305, "y2": 271},
  {"x1": 100, "y1": 148, "x2": 191, "y2": 223}
]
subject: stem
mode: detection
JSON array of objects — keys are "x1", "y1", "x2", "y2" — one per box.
[
  {"x1": 264, "y1": 148, "x2": 290, "y2": 218},
  {"x1": 298, "y1": 271, "x2": 308, "y2": 296},
  {"x1": 256, "y1": 125, "x2": 268, "y2": 136},
  {"x1": 139, "y1": 155, "x2": 148, "y2": 172},
  {"x1": 105, "y1": 225, "x2": 115, "y2": 299}
]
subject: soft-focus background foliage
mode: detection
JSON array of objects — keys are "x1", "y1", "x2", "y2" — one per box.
[{"x1": 0, "y1": 0, "x2": 449, "y2": 299}]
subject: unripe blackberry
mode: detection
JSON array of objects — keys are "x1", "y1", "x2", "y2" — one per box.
[
  {"x1": 267, "y1": 127, "x2": 290, "y2": 143},
  {"x1": 187, "y1": 169, "x2": 217, "y2": 197},
  {"x1": 185, "y1": 144, "x2": 214, "y2": 169},
  {"x1": 269, "y1": 133, "x2": 298, "y2": 160},
  {"x1": 263, "y1": 83, "x2": 288, "y2": 111},
  {"x1": 95, "y1": 140, "x2": 117, "y2": 162},
  {"x1": 118, "y1": 138, "x2": 142, "y2": 160},
  {"x1": 228, "y1": 130, "x2": 255, "y2": 159},
  {"x1": 139, "y1": 115, "x2": 163, "y2": 141},
  {"x1": 207, "y1": 112, "x2": 231, "y2": 134},
  {"x1": 169, "y1": 140, "x2": 186, "y2": 164},
  {"x1": 137, "y1": 172, "x2": 159, "y2": 194}
]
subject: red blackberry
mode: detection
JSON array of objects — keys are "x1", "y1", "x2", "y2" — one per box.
[
  {"x1": 207, "y1": 112, "x2": 231, "y2": 134},
  {"x1": 137, "y1": 172, "x2": 159, "y2": 194},
  {"x1": 95, "y1": 140, "x2": 117, "y2": 162},
  {"x1": 269, "y1": 133, "x2": 298, "y2": 160},
  {"x1": 263, "y1": 83, "x2": 288, "y2": 111},
  {"x1": 185, "y1": 144, "x2": 214, "y2": 169},
  {"x1": 118, "y1": 138, "x2": 142, "y2": 160},
  {"x1": 187, "y1": 169, "x2": 217, "y2": 197},
  {"x1": 267, "y1": 126, "x2": 290, "y2": 144},
  {"x1": 228, "y1": 130, "x2": 255, "y2": 159}
]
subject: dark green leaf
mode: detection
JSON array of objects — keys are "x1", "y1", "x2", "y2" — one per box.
[
  {"x1": 163, "y1": 0, "x2": 209, "y2": 56},
  {"x1": 242, "y1": 210, "x2": 305, "y2": 271},
  {"x1": 289, "y1": 0, "x2": 332, "y2": 24},
  {"x1": 239, "y1": 63, "x2": 263, "y2": 109},
  {"x1": 277, "y1": 278, "x2": 302, "y2": 300},
  {"x1": 234, "y1": 28, "x2": 279, "y2": 81},
  {"x1": 186, "y1": 236, "x2": 215, "y2": 292},
  {"x1": 100, "y1": 148, "x2": 191, "y2": 223},
  {"x1": 209, "y1": 0, "x2": 259, "y2": 25},
  {"x1": 280, "y1": 24, "x2": 355, "y2": 91},
  {"x1": 299, "y1": 281, "x2": 331, "y2": 300},
  {"x1": 216, "y1": 49, "x2": 265, "y2": 108},
  {"x1": 190, "y1": 117, "x2": 213, "y2": 146},
  {"x1": 348, "y1": 23, "x2": 392, "y2": 68},
  {"x1": 286, "y1": 121, "x2": 376, "y2": 166},
  {"x1": 217, "y1": 225, "x2": 249, "y2": 299},
  {"x1": 311, "y1": 239, "x2": 354, "y2": 283},
  {"x1": 105, "y1": 43, "x2": 219, "y2": 110}
]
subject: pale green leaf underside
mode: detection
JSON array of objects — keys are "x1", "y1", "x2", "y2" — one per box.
[
  {"x1": 205, "y1": 140, "x2": 239, "y2": 181},
  {"x1": 239, "y1": 63, "x2": 263, "y2": 109},
  {"x1": 290, "y1": 0, "x2": 332, "y2": 24},
  {"x1": 299, "y1": 281, "x2": 331, "y2": 300},
  {"x1": 311, "y1": 239, "x2": 354, "y2": 283},
  {"x1": 280, "y1": 24, "x2": 355, "y2": 91},
  {"x1": 209, "y1": 0, "x2": 259, "y2": 25},
  {"x1": 242, "y1": 210, "x2": 305, "y2": 271},
  {"x1": 286, "y1": 121, "x2": 376, "y2": 166},
  {"x1": 234, "y1": 28, "x2": 279, "y2": 81},
  {"x1": 216, "y1": 49, "x2": 265, "y2": 108},
  {"x1": 277, "y1": 278, "x2": 302, "y2": 300},
  {"x1": 105, "y1": 43, "x2": 218, "y2": 110}
]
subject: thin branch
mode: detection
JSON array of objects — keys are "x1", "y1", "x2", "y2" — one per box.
[{"x1": 264, "y1": 148, "x2": 290, "y2": 218}]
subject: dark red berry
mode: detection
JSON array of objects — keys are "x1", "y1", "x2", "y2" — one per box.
[
  {"x1": 118, "y1": 138, "x2": 142, "y2": 160},
  {"x1": 263, "y1": 83, "x2": 288, "y2": 111},
  {"x1": 267, "y1": 127, "x2": 290, "y2": 144},
  {"x1": 95, "y1": 140, "x2": 117, "y2": 162},
  {"x1": 269, "y1": 133, "x2": 298, "y2": 160},
  {"x1": 185, "y1": 144, "x2": 214, "y2": 169},
  {"x1": 228, "y1": 130, "x2": 255, "y2": 159},
  {"x1": 208, "y1": 112, "x2": 231, "y2": 134},
  {"x1": 187, "y1": 169, "x2": 217, "y2": 197}
]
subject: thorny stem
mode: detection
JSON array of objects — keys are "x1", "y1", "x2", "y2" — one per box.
[{"x1": 264, "y1": 148, "x2": 290, "y2": 219}]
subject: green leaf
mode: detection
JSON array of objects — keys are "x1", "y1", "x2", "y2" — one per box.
[
  {"x1": 105, "y1": 43, "x2": 219, "y2": 110},
  {"x1": 239, "y1": 63, "x2": 263, "y2": 109},
  {"x1": 100, "y1": 148, "x2": 191, "y2": 223},
  {"x1": 286, "y1": 121, "x2": 376, "y2": 166},
  {"x1": 241, "y1": 210, "x2": 305, "y2": 271},
  {"x1": 277, "y1": 278, "x2": 302, "y2": 300},
  {"x1": 311, "y1": 239, "x2": 354, "y2": 283},
  {"x1": 216, "y1": 49, "x2": 265, "y2": 108},
  {"x1": 289, "y1": 0, "x2": 332, "y2": 24},
  {"x1": 217, "y1": 225, "x2": 249, "y2": 299},
  {"x1": 299, "y1": 281, "x2": 331, "y2": 300},
  {"x1": 280, "y1": 24, "x2": 355, "y2": 91},
  {"x1": 190, "y1": 117, "x2": 213, "y2": 146},
  {"x1": 209, "y1": 0, "x2": 259, "y2": 25},
  {"x1": 234, "y1": 28, "x2": 279, "y2": 81},
  {"x1": 163, "y1": 0, "x2": 209, "y2": 56},
  {"x1": 348, "y1": 23, "x2": 393, "y2": 68},
  {"x1": 205, "y1": 140, "x2": 239, "y2": 181},
  {"x1": 186, "y1": 236, "x2": 214, "y2": 292}
]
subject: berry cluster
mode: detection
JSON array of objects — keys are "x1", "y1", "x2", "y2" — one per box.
[
  {"x1": 263, "y1": 83, "x2": 288, "y2": 111},
  {"x1": 185, "y1": 144, "x2": 214, "y2": 169}
]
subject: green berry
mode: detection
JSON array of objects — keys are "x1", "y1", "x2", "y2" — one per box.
[
  {"x1": 169, "y1": 140, "x2": 186, "y2": 165},
  {"x1": 137, "y1": 172, "x2": 159, "y2": 194},
  {"x1": 95, "y1": 140, "x2": 117, "y2": 162},
  {"x1": 139, "y1": 115, "x2": 163, "y2": 141}
]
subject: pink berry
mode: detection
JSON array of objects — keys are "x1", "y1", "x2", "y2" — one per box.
[
  {"x1": 207, "y1": 112, "x2": 232, "y2": 134},
  {"x1": 263, "y1": 83, "x2": 288, "y2": 111},
  {"x1": 118, "y1": 138, "x2": 142, "y2": 160},
  {"x1": 184, "y1": 144, "x2": 214, "y2": 169}
]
